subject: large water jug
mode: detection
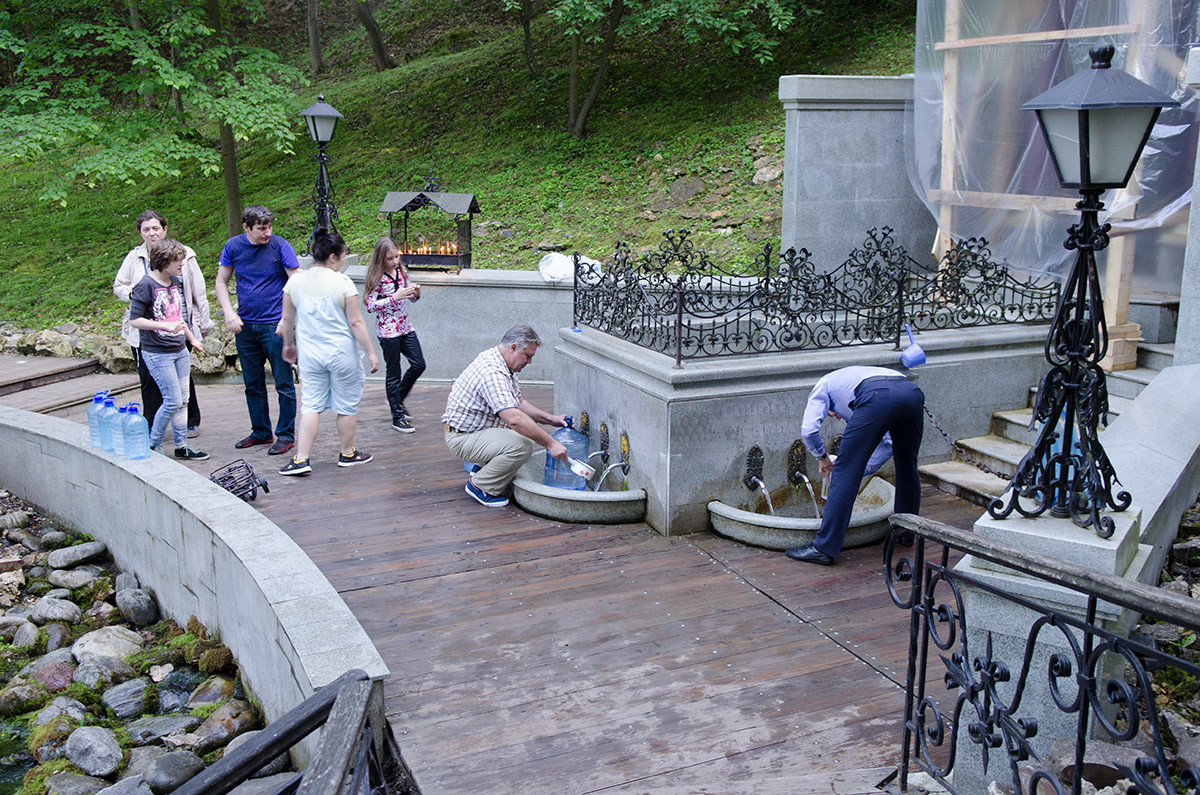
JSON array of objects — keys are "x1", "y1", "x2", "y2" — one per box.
[
  {"x1": 544, "y1": 416, "x2": 589, "y2": 490},
  {"x1": 111, "y1": 405, "x2": 128, "y2": 456},
  {"x1": 98, "y1": 398, "x2": 118, "y2": 452},
  {"x1": 123, "y1": 403, "x2": 151, "y2": 460},
  {"x1": 86, "y1": 392, "x2": 108, "y2": 448}
]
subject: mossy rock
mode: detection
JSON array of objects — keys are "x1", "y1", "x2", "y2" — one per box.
[
  {"x1": 27, "y1": 715, "x2": 76, "y2": 761},
  {"x1": 197, "y1": 647, "x2": 233, "y2": 675},
  {"x1": 185, "y1": 616, "x2": 208, "y2": 641}
]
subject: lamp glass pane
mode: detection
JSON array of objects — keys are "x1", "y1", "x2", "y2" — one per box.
[
  {"x1": 312, "y1": 115, "x2": 338, "y2": 143},
  {"x1": 304, "y1": 115, "x2": 319, "y2": 143},
  {"x1": 1037, "y1": 108, "x2": 1081, "y2": 185},
  {"x1": 1086, "y1": 106, "x2": 1157, "y2": 186}
]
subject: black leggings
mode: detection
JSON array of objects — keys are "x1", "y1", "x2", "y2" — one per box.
[{"x1": 379, "y1": 332, "x2": 426, "y2": 420}]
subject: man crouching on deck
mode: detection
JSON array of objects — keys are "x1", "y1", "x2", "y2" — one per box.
[{"x1": 442, "y1": 325, "x2": 569, "y2": 508}]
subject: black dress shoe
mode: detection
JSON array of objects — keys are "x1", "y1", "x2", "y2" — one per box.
[{"x1": 784, "y1": 543, "x2": 835, "y2": 565}]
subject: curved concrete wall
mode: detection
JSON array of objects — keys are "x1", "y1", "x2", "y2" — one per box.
[{"x1": 0, "y1": 406, "x2": 388, "y2": 760}]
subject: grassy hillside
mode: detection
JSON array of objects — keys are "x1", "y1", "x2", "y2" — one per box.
[{"x1": 0, "y1": 0, "x2": 916, "y2": 331}]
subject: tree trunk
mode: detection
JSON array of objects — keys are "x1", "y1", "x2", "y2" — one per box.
[
  {"x1": 307, "y1": 0, "x2": 322, "y2": 75},
  {"x1": 127, "y1": 0, "x2": 153, "y2": 108},
  {"x1": 351, "y1": 1, "x2": 392, "y2": 71},
  {"x1": 219, "y1": 122, "x2": 242, "y2": 238},
  {"x1": 520, "y1": 0, "x2": 540, "y2": 76},
  {"x1": 568, "y1": 33, "x2": 579, "y2": 133},
  {"x1": 571, "y1": 0, "x2": 623, "y2": 139},
  {"x1": 205, "y1": 0, "x2": 243, "y2": 237}
]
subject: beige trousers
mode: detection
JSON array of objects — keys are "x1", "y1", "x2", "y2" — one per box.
[{"x1": 445, "y1": 428, "x2": 538, "y2": 497}]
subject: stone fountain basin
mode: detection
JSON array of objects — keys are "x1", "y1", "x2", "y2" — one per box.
[
  {"x1": 707, "y1": 477, "x2": 895, "y2": 551},
  {"x1": 512, "y1": 461, "x2": 647, "y2": 524}
]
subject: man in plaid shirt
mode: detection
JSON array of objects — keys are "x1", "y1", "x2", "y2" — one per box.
[{"x1": 442, "y1": 325, "x2": 569, "y2": 507}]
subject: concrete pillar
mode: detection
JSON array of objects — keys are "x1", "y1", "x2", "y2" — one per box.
[
  {"x1": 1175, "y1": 47, "x2": 1200, "y2": 366},
  {"x1": 778, "y1": 75, "x2": 937, "y2": 269}
]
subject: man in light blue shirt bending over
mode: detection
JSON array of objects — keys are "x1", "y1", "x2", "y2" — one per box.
[{"x1": 787, "y1": 366, "x2": 924, "y2": 565}]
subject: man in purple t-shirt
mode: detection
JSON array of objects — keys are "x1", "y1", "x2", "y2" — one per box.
[{"x1": 215, "y1": 205, "x2": 300, "y2": 456}]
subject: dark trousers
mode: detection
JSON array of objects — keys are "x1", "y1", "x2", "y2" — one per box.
[
  {"x1": 814, "y1": 379, "x2": 924, "y2": 559},
  {"x1": 379, "y1": 332, "x2": 426, "y2": 421},
  {"x1": 234, "y1": 323, "x2": 296, "y2": 442},
  {"x1": 134, "y1": 346, "x2": 200, "y2": 429}
]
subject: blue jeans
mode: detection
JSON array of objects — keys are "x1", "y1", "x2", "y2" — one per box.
[
  {"x1": 235, "y1": 323, "x2": 296, "y2": 442},
  {"x1": 142, "y1": 348, "x2": 191, "y2": 449},
  {"x1": 379, "y1": 332, "x2": 426, "y2": 421}
]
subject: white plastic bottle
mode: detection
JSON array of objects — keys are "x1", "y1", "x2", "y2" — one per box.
[
  {"x1": 98, "y1": 398, "x2": 118, "y2": 452},
  {"x1": 112, "y1": 405, "x2": 128, "y2": 456},
  {"x1": 86, "y1": 392, "x2": 108, "y2": 448},
  {"x1": 123, "y1": 403, "x2": 151, "y2": 460}
]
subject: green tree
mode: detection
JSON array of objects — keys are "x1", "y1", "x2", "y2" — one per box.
[
  {"x1": 510, "y1": 0, "x2": 812, "y2": 138},
  {"x1": 0, "y1": 0, "x2": 305, "y2": 234}
]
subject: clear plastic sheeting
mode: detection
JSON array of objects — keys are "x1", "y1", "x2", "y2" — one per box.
[{"x1": 905, "y1": 0, "x2": 1199, "y2": 292}]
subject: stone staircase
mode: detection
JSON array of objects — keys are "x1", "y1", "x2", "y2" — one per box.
[{"x1": 921, "y1": 342, "x2": 1176, "y2": 506}]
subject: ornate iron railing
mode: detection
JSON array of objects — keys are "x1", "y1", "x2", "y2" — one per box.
[
  {"x1": 572, "y1": 228, "x2": 1060, "y2": 366},
  {"x1": 175, "y1": 669, "x2": 418, "y2": 795},
  {"x1": 886, "y1": 513, "x2": 1200, "y2": 794}
]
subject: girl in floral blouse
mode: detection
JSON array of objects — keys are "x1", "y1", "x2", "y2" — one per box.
[{"x1": 364, "y1": 237, "x2": 426, "y2": 432}]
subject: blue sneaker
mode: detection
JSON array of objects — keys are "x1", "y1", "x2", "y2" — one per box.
[
  {"x1": 465, "y1": 479, "x2": 508, "y2": 508},
  {"x1": 463, "y1": 462, "x2": 480, "y2": 474}
]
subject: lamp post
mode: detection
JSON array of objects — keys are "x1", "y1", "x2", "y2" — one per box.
[
  {"x1": 299, "y1": 94, "x2": 344, "y2": 254},
  {"x1": 988, "y1": 43, "x2": 1179, "y2": 537}
]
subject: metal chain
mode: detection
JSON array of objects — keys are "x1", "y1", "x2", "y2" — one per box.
[{"x1": 923, "y1": 405, "x2": 1013, "y2": 481}]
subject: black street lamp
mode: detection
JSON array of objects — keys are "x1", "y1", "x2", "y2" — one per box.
[
  {"x1": 988, "y1": 44, "x2": 1179, "y2": 537},
  {"x1": 299, "y1": 94, "x2": 344, "y2": 254}
]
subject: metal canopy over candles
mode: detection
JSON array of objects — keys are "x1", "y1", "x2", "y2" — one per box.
[
  {"x1": 987, "y1": 43, "x2": 1179, "y2": 536},
  {"x1": 378, "y1": 181, "x2": 480, "y2": 273}
]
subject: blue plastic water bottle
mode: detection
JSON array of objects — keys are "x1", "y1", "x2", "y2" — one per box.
[
  {"x1": 112, "y1": 405, "x2": 128, "y2": 456},
  {"x1": 543, "y1": 416, "x2": 589, "y2": 490},
  {"x1": 86, "y1": 392, "x2": 108, "y2": 448},
  {"x1": 98, "y1": 398, "x2": 118, "y2": 452},
  {"x1": 123, "y1": 403, "x2": 151, "y2": 460}
]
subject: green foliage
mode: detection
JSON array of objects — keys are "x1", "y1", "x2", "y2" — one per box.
[
  {"x1": 0, "y1": 0, "x2": 917, "y2": 329},
  {"x1": 0, "y1": 0, "x2": 307, "y2": 204}
]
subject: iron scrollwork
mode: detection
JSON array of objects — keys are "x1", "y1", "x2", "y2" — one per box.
[
  {"x1": 572, "y1": 228, "x2": 1059, "y2": 367},
  {"x1": 885, "y1": 522, "x2": 1200, "y2": 795},
  {"x1": 987, "y1": 190, "x2": 1132, "y2": 536}
]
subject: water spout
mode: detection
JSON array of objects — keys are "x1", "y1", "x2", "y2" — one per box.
[
  {"x1": 749, "y1": 476, "x2": 775, "y2": 516},
  {"x1": 795, "y1": 472, "x2": 821, "y2": 520},
  {"x1": 592, "y1": 461, "x2": 629, "y2": 491}
]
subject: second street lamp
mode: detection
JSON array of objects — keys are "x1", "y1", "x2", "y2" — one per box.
[
  {"x1": 299, "y1": 94, "x2": 344, "y2": 254},
  {"x1": 988, "y1": 43, "x2": 1179, "y2": 537}
]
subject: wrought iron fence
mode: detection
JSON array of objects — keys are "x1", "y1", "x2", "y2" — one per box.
[
  {"x1": 572, "y1": 227, "x2": 1060, "y2": 366},
  {"x1": 886, "y1": 513, "x2": 1200, "y2": 794}
]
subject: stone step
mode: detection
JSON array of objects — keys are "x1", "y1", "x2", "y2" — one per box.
[
  {"x1": 1106, "y1": 366, "x2": 1158, "y2": 400},
  {"x1": 1137, "y1": 342, "x2": 1175, "y2": 371},
  {"x1": 1005, "y1": 395, "x2": 1134, "y2": 442},
  {"x1": 992, "y1": 408, "x2": 1037, "y2": 446},
  {"x1": 920, "y1": 460, "x2": 1009, "y2": 508},
  {"x1": 954, "y1": 434, "x2": 1029, "y2": 478}
]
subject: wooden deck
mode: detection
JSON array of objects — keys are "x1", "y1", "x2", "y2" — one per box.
[{"x1": 107, "y1": 380, "x2": 979, "y2": 794}]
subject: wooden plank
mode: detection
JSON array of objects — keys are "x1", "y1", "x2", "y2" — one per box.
[
  {"x1": 0, "y1": 354, "x2": 102, "y2": 390},
  {"x1": 934, "y1": 23, "x2": 1138, "y2": 51},
  {"x1": 0, "y1": 372, "x2": 140, "y2": 413},
  {"x1": 927, "y1": 188, "x2": 1139, "y2": 220},
  {"x1": 151, "y1": 381, "x2": 987, "y2": 793}
]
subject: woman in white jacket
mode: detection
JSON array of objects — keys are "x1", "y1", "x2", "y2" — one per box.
[{"x1": 114, "y1": 210, "x2": 214, "y2": 436}]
